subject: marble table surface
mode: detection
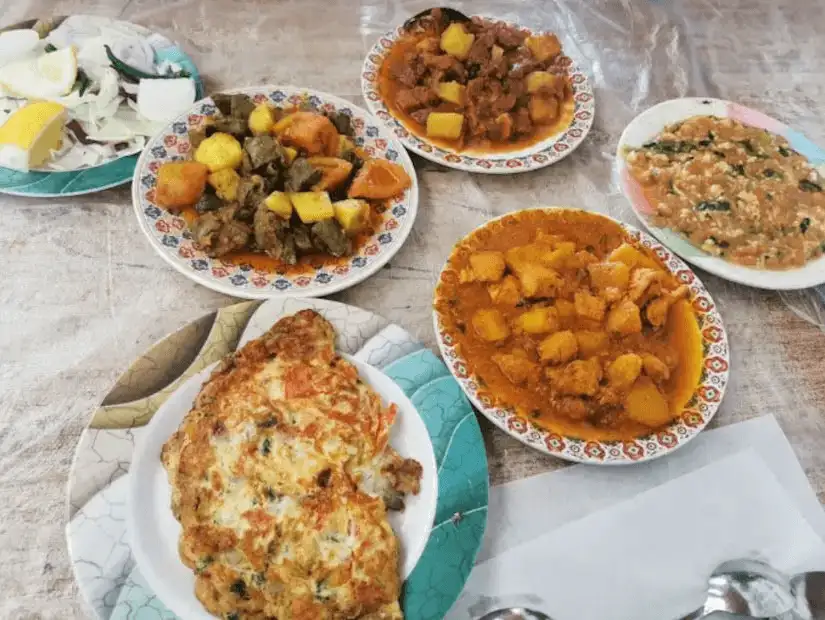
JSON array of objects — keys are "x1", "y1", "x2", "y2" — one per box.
[{"x1": 2, "y1": 0, "x2": 825, "y2": 617}]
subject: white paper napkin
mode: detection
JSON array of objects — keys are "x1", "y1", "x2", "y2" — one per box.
[
  {"x1": 478, "y1": 415, "x2": 825, "y2": 563},
  {"x1": 448, "y1": 450, "x2": 825, "y2": 620}
]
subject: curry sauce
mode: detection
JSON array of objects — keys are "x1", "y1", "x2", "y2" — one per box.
[{"x1": 435, "y1": 209, "x2": 704, "y2": 441}]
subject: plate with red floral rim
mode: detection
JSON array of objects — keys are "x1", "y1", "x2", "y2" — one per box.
[
  {"x1": 131, "y1": 85, "x2": 419, "y2": 299},
  {"x1": 432, "y1": 206, "x2": 730, "y2": 465},
  {"x1": 360, "y1": 19, "x2": 595, "y2": 174}
]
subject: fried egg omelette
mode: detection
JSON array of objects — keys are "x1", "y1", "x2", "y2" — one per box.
[{"x1": 161, "y1": 310, "x2": 423, "y2": 619}]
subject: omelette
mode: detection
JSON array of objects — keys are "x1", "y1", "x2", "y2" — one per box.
[{"x1": 161, "y1": 310, "x2": 423, "y2": 620}]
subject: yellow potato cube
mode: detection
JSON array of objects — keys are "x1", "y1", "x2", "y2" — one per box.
[
  {"x1": 440, "y1": 22, "x2": 475, "y2": 60},
  {"x1": 526, "y1": 71, "x2": 563, "y2": 94},
  {"x1": 437, "y1": 81, "x2": 467, "y2": 105},
  {"x1": 194, "y1": 132, "x2": 243, "y2": 172},
  {"x1": 288, "y1": 191, "x2": 334, "y2": 223},
  {"x1": 529, "y1": 95, "x2": 560, "y2": 124},
  {"x1": 574, "y1": 291, "x2": 606, "y2": 322},
  {"x1": 526, "y1": 34, "x2": 562, "y2": 62},
  {"x1": 488, "y1": 275, "x2": 522, "y2": 306},
  {"x1": 426, "y1": 112, "x2": 464, "y2": 140},
  {"x1": 575, "y1": 330, "x2": 608, "y2": 358},
  {"x1": 248, "y1": 103, "x2": 276, "y2": 135},
  {"x1": 333, "y1": 198, "x2": 371, "y2": 235},
  {"x1": 471, "y1": 308, "x2": 510, "y2": 342},
  {"x1": 264, "y1": 191, "x2": 293, "y2": 219},
  {"x1": 606, "y1": 298, "x2": 643, "y2": 335},
  {"x1": 607, "y1": 353, "x2": 643, "y2": 389},
  {"x1": 284, "y1": 146, "x2": 298, "y2": 164},
  {"x1": 469, "y1": 251, "x2": 506, "y2": 282},
  {"x1": 588, "y1": 261, "x2": 631, "y2": 291},
  {"x1": 607, "y1": 242, "x2": 661, "y2": 270},
  {"x1": 539, "y1": 241, "x2": 576, "y2": 269},
  {"x1": 625, "y1": 376, "x2": 672, "y2": 427},
  {"x1": 207, "y1": 168, "x2": 240, "y2": 201},
  {"x1": 539, "y1": 330, "x2": 578, "y2": 365},
  {"x1": 337, "y1": 135, "x2": 356, "y2": 157},
  {"x1": 515, "y1": 307, "x2": 560, "y2": 334}
]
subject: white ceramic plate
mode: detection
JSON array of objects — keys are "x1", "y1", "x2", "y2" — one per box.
[
  {"x1": 128, "y1": 357, "x2": 437, "y2": 620},
  {"x1": 617, "y1": 97, "x2": 825, "y2": 290},
  {"x1": 132, "y1": 85, "x2": 419, "y2": 298},
  {"x1": 361, "y1": 18, "x2": 595, "y2": 174}
]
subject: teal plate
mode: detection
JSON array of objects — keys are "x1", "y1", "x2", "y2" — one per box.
[
  {"x1": 110, "y1": 348, "x2": 489, "y2": 620},
  {"x1": 0, "y1": 16, "x2": 203, "y2": 198}
]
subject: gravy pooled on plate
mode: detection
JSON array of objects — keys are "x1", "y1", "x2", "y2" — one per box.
[{"x1": 435, "y1": 209, "x2": 703, "y2": 441}]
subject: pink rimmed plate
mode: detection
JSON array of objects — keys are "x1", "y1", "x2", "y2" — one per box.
[
  {"x1": 617, "y1": 97, "x2": 825, "y2": 290},
  {"x1": 433, "y1": 207, "x2": 730, "y2": 465},
  {"x1": 131, "y1": 86, "x2": 419, "y2": 298},
  {"x1": 361, "y1": 19, "x2": 595, "y2": 174}
]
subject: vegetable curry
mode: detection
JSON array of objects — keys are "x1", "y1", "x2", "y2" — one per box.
[{"x1": 435, "y1": 209, "x2": 704, "y2": 441}]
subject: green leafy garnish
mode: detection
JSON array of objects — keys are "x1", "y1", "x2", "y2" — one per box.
[
  {"x1": 696, "y1": 200, "x2": 731, "y2": 212},
  {"x1": 778, "y1": 145, "x2": 791, "y2": 157},
  {"x1": 800, "y1": 180, "x2": 823, "y2": 192},
  {"x1": 800, "y1": 217, "x2": 811, "y2": 233},
  {"x1": 642, "y1": 140, "x2": 696, "y2": 155},
  {"x1": 44, "y1": 43, "x2": 57, "y2": 53}
]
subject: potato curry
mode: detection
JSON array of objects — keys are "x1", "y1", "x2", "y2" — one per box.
[
  {"x1": 435, "y1": 209, "x2": 704, "y2": 441},
  {"x1": 378, "y1": 9, "x2": 573, "y2": 152},
  {"x1": 153, "y1": 93, "x2": 411, "y2": 273}
]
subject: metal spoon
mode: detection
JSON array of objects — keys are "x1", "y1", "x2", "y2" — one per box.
[
  {"x1": 479, "y1": 608, "x2": 552, "y2": 620},
  {"x1": 680, "y1": 559, "x2": 796, "y2": 619},
  {"x1": 790, "y1": 571, "x2": 825, "y2": 619},
  {"x1": 402, "y1": 7, "x2": 471, "y2": 31}
]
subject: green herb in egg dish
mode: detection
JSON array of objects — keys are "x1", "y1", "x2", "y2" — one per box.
[{"x1": 625, "y1": 115, "x2": 825, "y2": 269}]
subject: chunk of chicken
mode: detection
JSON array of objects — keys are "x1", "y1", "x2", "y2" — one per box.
[
  {"x1": 471, "y1": 308, "x2": 510, "y2": 342},
  {"x1": 488, "y1": 275, "x2": 521, "y2": 306},
  {"x1": 566, "y1": 250, "x2": 599, "y2": 270},
  {"x1": 547, "y1": 358, "x2": 602, "y2": 397},
  {"x1": 505, "y1": 246, "x2": 564, "y2": 298},
  {"x1": 460, "y1": 250, "x2": 507, "y2": 283},
  {"x1": 607, "y1": 353, "x2": 643, "y2": 389},
  {"x1": 645, "y1": 284, "x2": 690, "y2": 328},
  {"x1": 575, "y1": 330, "x2": 609, "y2": 358},
  {"x1": 538, "y1": 330, "x2": 578, "y2": 364},
  {"x1": 515, "y1": 307, "x2": 559, "y2": 334},
  {"x1": 642, "y1": 353, "x2": 671, "y2": 383},
  {"x1": 606, "y1": 298, "x2": 642, "y2": 335},
  {"x1": 628, "y1": 267, "x2": 666, "y2": 302},
  {"x1": 552, "y1": 396, "x2": 589, "y2": 420},
  {"x1": 492, "y1": 350, "x2": 539, "y2": 385},
  {"x1": 574, "y1": 291, "x2": 606, "y2": 322}
]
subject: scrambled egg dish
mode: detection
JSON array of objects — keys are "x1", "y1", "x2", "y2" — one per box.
[{"x1": 161, "y1": 310, "x2": 423, "y2": 619}]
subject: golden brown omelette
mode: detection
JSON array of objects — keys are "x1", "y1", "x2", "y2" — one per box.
[{"x1": 161, "y1": 310, "x2": 423, "y2": 620}]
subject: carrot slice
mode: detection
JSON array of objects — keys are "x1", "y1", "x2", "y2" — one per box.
[{"x1": 347, "y1": 159, "x2": 411, "y2": 200}]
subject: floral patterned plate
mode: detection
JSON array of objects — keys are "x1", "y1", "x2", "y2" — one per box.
[
  {"x1": 131, "y1": 86, "x2": 419, "y2": 298},
  {"x1": 617, "y1": 97, "x2": 825, "y2": 290},
  {"x1": 361, "y1": 19, "x2": 595, "y2": 174},
  {"x1": 433, "y1": 207, "x2": 730, "y2": 465}
]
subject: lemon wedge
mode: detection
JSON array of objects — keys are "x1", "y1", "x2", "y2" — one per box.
[
  {"x1": 0, "y1": 46, "x2": 77, "y2": 99},
  {"x1": 0, "y1": 101, "x2": 67, "y2": 171}
]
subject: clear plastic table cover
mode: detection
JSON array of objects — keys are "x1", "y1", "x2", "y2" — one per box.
[{"x1": 1, "y1": 0, "x2": 824, "y2": 616}]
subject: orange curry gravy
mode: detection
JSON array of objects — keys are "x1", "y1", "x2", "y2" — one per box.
[
  {"x1": 434, "y1": 210, "x2": 704, "y2": 441},
  {"x1": 377, "y1": 34, "x2": 575, "y2": 154},
  {"x1": 179, "y1": 204, "x2": 384, "y2": 276}
]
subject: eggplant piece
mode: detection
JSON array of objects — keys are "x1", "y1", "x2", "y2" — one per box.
[
  {"x1": 279, "y1": 232, "x2": 298, "y2": 265},
  {"x1": 211, "y1": 93, "x2": 234, "y2": 116},
  {"x1": 195, "y1": 192, "x2": 223, "y2": 214},
  {"x1": 285, "y1": 158, "x2": 322, "y2": 192},
  {"x1": 192, "y1": 205, "x2": 251, "y2": 257},
  {"x1": 311, "y1": 220, "x2": 351, "y2": 257},
  {"x1": 253, "y1": 203, "x2": 289, "y2": 258},
  {"x1": 292, "y1": 223, "x2": 315, "y2": 253},
  {"x1": 212, "y1": 116, "x2": 248, "y2": 139},
  {"x1": 244, "y1": 135, "x2": 286, "y2": 169},
  {"x1": 325, "y1": 111, "x2": 353, "y2": 136}
]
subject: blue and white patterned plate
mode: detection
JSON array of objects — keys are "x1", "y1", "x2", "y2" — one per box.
[
  {"x1": 131, "y1": 86, "x2": 419, "y2": 299},
  {"x1": 0, "y1": 16, "x2": 203, "y2": 198}
]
